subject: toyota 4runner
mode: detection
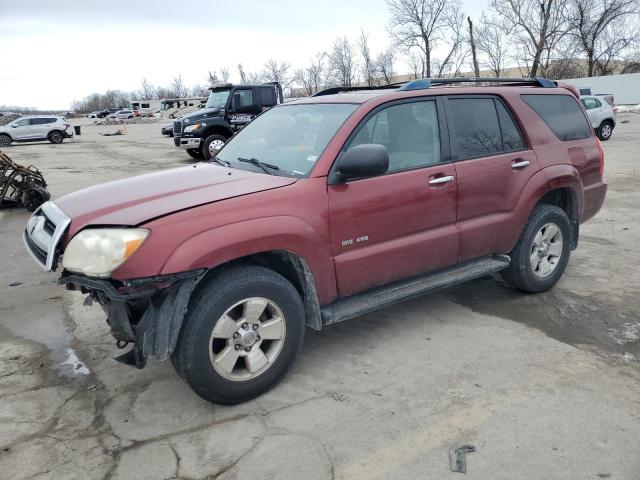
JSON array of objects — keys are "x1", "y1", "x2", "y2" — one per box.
[{"x1": 23, "y1": 77, "x2": 607, "y2": 404}]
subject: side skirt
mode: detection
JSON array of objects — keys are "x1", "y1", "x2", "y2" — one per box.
[{"x1": 321, "y1": 255, "x2": 510, "y2": 326}]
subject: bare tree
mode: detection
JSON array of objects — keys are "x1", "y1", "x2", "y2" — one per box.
[
  {"x1": 433, "y1": 3, "x2": 469, "y2": 77},
  {"x1": 237, "y1": 64, "x2": 260, "y2": 84},
  {"x1": 262, "y1": 59, "x2": 291, "y2": 86},
  {"x1": 328, "y1": 37, "x2": 358, "y2": 87},
  {"x1": 220, "y1": 67, "x2": 230, "y2": 83},
  {"x1": 140, "y1": 78, "x2": 157, "y2": 99},
  {"x1": 386, "y1": 0, "x2": 457, "y2": 77},
  {"x1": 376, "y1": 49, "x2": 396, "y2": 84},
  {"x1": 468, "y1": 17, "x2": 481, "y2": 77},
  {"x1": 172, "y1": 74, "x2": 188, "y2": 98},
  {"x1": 237, "y1": 64, "x2": 247, "y2": 84},
  {"x1": 207, "y1": 71, "x2": 219, "y2": 85},
  {"x1": 475, "y1": 14, "x2": 510, "y2": 76},
  {"x1": 406, "y1": 49, "x2": 425, "y2": 78},
  {"x1": 566, "y1": 0, "x2": 638, "y2": 76},
  {"x1": 491, "y1": 0, "x2": 569, "y2": 77},
  {"x1": 294, "y1": 53, "x2": 327, "y2": 95},
  {"x1": 358, "y1": 30, "x2": 376, "y2": 85}
]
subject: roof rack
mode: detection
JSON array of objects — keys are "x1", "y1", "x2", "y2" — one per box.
[
  {"x1": 312, "y1": 77, "x2": 556, "y2": 97},
  {"x1": 312, "y1": 84, "x2": 401, "y2": 97},
  {"x1": 399, "y1": 77, "x2": 557, "y2": 90}
]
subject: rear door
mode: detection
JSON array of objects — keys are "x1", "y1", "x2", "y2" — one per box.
[
  {"x1": 328, "y1": 98, "x2": 458, "y2": 297},
  {"x1": 29, "y1": 118, "x2": 51, "y2": 139},
  {"x1": 443, "y1": 95, "x2": 538, "y2": 262}
]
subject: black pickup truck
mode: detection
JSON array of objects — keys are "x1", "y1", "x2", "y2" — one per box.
[{"x1": 173, "y1": 82, "x2": 283, "y2": 159}]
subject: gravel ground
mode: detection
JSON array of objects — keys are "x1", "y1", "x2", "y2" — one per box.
[{"x1": 0, "y1": 116, "x2": 639, "y2": 479}]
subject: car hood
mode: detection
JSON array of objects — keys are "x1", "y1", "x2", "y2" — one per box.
[
  {"x1": 180, "y1": 108, "x2": 223, "y2": 123},
  {"x1": 56, "y1": 164, "x2": 296, "y2": 237}
]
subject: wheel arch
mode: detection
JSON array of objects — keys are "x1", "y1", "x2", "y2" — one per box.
[
  {"x1": 201, "y1": 124, "x2": 233, "y2": 140},
  {"x1": 537, "y1": 187, "x2": 580, "y2": 249}
]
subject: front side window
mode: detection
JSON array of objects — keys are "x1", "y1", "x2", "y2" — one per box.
[
  {"x1": 521, "y1": 94, "x2": 591, "y2": 141},
  {"x1": 14, "y1": 119, "x2": 29, "y2": 127},
  {"x1": 217, "y1": 103, "x2": 357, "y2": 177},
  {"x1": 347, "y1": 100, "x2": 441, "y2": 172},
  {"x1": 206, "y1": 89, "x2": 231, "y2": 109}
]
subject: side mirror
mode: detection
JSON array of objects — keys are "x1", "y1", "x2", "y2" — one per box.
[
  {"x1": 11, "y1": 124, "x2": 18, "y2": 128},
  {"x1": 335, "y1": 144, "x2": 389, "y2": 182}
]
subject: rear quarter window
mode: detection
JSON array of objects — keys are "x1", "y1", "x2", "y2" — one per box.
[{"x1": 521, "y1": 94, "x2": 591, "y2": 141}]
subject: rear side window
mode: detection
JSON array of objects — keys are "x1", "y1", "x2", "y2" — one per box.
[
  {"x1": 521, "y1": 94, "x2": 591, "y2": 141},
  {"x1": 447, "y1": 98, "x2": 502, "y2": 160},
  {"x1": 258, "y1": 87, "x2": 277, "y2": 107},
  {"x1": 496, "y1": 101, "x2": 526, "y2": 151},
  {"x1": 581, "y1": 97, "x2": 602, "y2": 110}
]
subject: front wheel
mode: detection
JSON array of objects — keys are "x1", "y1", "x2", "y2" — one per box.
[
  {"x1": 501, "y1": 204, "x2": 572, "y2": 293},
  {"x1": 0, "y1": 134, "x2": 11, "y2": 147},
  {"x1": 597, "y1": 120, "x2": 613, "y2": 141},
  {"x1": 172, "y1": 266, "x2": 306, "y2": 405},
  {"x1": 186, "y1": 148, "x2": 203, "y2": 160},
  {"x1": 201, "y1": 134, "x2": 227, "y2": 160}
]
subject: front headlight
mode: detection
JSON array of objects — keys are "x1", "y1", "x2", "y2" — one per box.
[
  {"x1": 62, "y1": 228, "x2": 149, "y2": 277},
  {"x1": 183, "y1": 123, "x2": 202, "y2": 133}
]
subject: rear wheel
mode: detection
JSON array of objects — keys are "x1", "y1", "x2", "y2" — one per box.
[
  {"x1": 201, "y1": 134, "x2": 227, "y2": 160},
  {"x1": 172, "y1": 266, "x2": 306, "y2": 405},
  {"x1": 186, "y1": 148, "x2": 203, "y2": 160},
  {"x1": 0, "y1": 134, "x2": 11, "y2": 147},
  {"x1": 501, "y1": 204, "x2": 572, "y2": 293},
  {"x1": 597, "y1": 120, "x2": 613, "y2": 141},
  {"x1": 48, "y1": 131, "x2": 64, "y2": 144}
]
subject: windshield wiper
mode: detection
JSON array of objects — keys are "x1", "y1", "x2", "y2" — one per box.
[
  {"x1": 210, "y1": 157, "x2": 230, "y2": 167},
  {"x1": 237, "y1": 157, "x2": 279, "y2": 175}
]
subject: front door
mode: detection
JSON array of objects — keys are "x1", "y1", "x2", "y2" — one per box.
[
  {"x1": 11, "y1": 118, "x2": 31, "y2": 140},
  {"x1": 328, "y1": 98, "x2": 459, "y2": 297},
  {"x1": 443, "y1": 95, "x2": 540, "y2": 261}
]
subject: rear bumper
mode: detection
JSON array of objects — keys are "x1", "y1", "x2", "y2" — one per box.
[{"x1": 582, "y1": 181, "x2": 607, "y2": 222}]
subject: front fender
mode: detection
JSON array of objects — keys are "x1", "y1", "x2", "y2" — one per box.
[{"x1": 160, "y1": 216, "x2": 337, "y2": 304}]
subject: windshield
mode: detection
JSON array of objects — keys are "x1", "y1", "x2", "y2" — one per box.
[
  {"x1": 217, "y1": 103, "x2": 357, "y2": 177},
  {"x1": 206, "y1": 89, "x2": 231, "y2": 109}
]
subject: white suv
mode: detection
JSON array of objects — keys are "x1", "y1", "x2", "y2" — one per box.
[
  {"x1": 0, "y1": 115, "x2": 74, "y2": 147},
  {"x1": 580, "y1": 95, "x2": 616, "y2": 141}
]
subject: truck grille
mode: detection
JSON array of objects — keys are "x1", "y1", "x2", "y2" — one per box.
[
  {"x1": 23, "y1": 201, "x2": 71, "y2": 271},
  {"x1": 173, "y1": 120, "x2": 182, "y2": 136}
]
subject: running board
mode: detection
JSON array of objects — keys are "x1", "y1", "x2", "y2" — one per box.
[{"x1": 321, "y1": 255, "x2": 510, "y2": 325}]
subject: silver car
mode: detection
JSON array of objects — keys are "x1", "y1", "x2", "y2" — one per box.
[
  {"x1": 581, "y1": 95, "x2": 616, "y2": 141},
  {"x1": 0, "y1": 115, "x2": 74, "y2": 147}
]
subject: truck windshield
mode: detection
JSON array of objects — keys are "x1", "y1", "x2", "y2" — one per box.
[
  {"x1": 216, "y1": 103, "x2": 357, "y2": 177},
  {"x1": 206, "y1": 90, "x2": 231, "y2": 109}
]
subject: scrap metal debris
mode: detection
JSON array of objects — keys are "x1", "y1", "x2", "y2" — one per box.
[
  {"x1": 449, "y1": 444, "x2": 476, "y2": 473},
  {"x1": 99, "y1": 126, "x2": 128, "y2": 136},
  {"x1": 0, "y1": 149, "x2": 50, "y2": 211}
]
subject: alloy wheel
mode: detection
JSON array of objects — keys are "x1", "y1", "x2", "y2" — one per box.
[
  {"x1": 530, "y1": 222, "x2": 563, "y2": 278},
  {"x1": 209, "y1": 297, "x2": 286, "y2": 381}
]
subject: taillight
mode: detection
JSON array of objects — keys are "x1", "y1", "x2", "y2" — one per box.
[
  {"x1": 64, "y1": 123, "x2": 70, "y2": 129},
  {"x1": 596, "y1": 137, "x2": 605, "y2": 177}
]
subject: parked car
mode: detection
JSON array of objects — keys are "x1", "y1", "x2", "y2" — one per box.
[
  {"x1": 86, "y1": 111, "x2": 99, "y2": 118},
  {"x1": 23, "y1": 77, "x2": 607, "y2": 405},
  {"x1": 173, "y1": 82, "x2": 284, "y2": 159},
  {"x1": 161, "y1": 124, "x2": 174, "y2": 137},
  {"x1": 0, "y1": 115, "x2": 73, "y2": 147},
  {"x1": 109, "y1": 110, "x2": 134, "y2": 120},
  {"x1": 581, "y1": 95, "x2": 616, "y2": 141}
]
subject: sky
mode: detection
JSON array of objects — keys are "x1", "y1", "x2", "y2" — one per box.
[{"x1": 0, "y1": 0, "x2": 489, "y2": 110}]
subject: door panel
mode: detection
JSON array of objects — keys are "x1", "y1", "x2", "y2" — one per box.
[
  {"x1": 11, "y1": 119, "x2": 31, "y2": 139},
  {"x1": 329, "y1": 165, "x2": 458, "y2": 296},
  {"x1": 455, "y1": 150, "x2": 539, "y2": 261}
]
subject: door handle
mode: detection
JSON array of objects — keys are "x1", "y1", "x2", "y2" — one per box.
[
  {"x1": 511, "y1": 160, "x2": 530, "y2": 169},
  {"x1": 428, "y1": 175, "x2": 455, "y2": 185}
]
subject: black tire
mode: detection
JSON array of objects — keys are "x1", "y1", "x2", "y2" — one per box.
[
  {"x1": 21, "y1": 187, "x2": 50, "y2": 212},
  {"x1": 201, "y1": 134, "x2": 227, "y2": 160},
  {"x1": 172, "y1": 265, "x2": 306, "y2": 405},
  {"x1": 500, "y1": 204, "x2": 572, "y2": 293},
  {"x1": 597, "y1": 120, "x2": 614, "y2": 141},
  {"x1": 48, "y1": 131, "x2": 64, "y2": 144},
  {"x1": 0, "y1": 134, "x2": 11, "y2": 147},
  {"x1": 186, "y1": 148, "x2": 203, "y2": 160}
]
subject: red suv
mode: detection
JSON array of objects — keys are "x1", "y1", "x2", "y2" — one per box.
[{"x1": 23, "y1": 78, "x2": 607, "y2": 404}]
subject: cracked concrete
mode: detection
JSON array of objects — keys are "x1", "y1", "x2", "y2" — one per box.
[{"x1": 1, "y1": 118, "x2": 640, "y2": 479}]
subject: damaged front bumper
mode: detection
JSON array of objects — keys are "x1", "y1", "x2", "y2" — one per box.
[{"x1": 59, "y1": 269, "x2": 206, "y2": 368}]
